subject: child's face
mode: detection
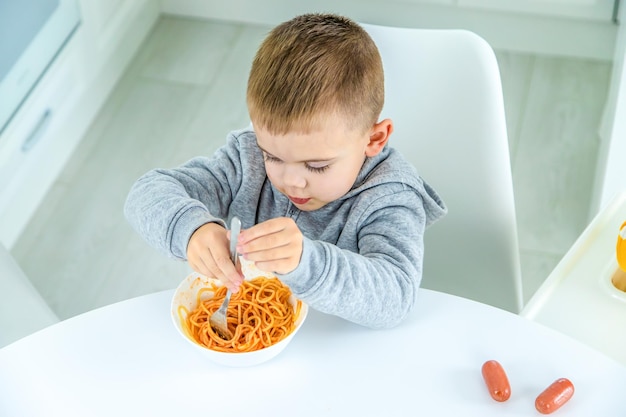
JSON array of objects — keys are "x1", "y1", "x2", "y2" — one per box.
[{"x1": 255, "y1": 114, "x2": 375, "y2": 212}]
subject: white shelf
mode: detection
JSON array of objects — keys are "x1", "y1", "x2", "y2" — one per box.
[{"x1": 522, "y1": 191, "x2": 626, "y2": 365}]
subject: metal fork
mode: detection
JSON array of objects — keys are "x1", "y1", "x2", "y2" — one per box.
[{"x1": 209, "y1": 216, "x2": 241, "y2": 340}]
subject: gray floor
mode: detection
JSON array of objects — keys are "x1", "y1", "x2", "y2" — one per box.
[{"x1": 12, "y1": 16, "x2": 612, "y2": 320}]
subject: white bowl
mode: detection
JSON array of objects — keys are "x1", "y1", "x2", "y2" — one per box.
[{"x1": 170, "y1": 265, "x2": 308, "y2": 367}]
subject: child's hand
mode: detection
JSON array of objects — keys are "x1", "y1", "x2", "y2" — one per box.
[
  {"x1": 186, "y1": 222, "x2": 244, "y2": 292},
  {"x1": 236, "y1": 217, "x2": 303, "y2": 275}
]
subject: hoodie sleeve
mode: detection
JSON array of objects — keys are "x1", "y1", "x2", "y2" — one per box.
[
  {"x1": 123, "y1": 133, "x2": 244, "y2": 260},
  {"x1": 278, "y1": 188, "x2": 438, "y2": 329}
]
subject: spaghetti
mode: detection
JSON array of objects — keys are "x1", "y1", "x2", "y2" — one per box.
[{"x1": 178, "y1": 277, "x2": 302, "y2": 353}]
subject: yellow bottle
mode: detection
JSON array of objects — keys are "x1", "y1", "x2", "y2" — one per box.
[
  {"x1": 618, "y1": 221, "x2": 626, "y2": 272},
  {"x1": 613, "y1": 222, "x2": 626, "y2": 292}
]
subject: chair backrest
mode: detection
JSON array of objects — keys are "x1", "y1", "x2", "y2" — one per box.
[{"x1": 363, "y1": 23, "x2": 524, "y2": 313}]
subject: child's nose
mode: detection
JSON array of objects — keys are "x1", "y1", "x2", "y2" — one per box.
[{"x1": 282, "y1": 165, "x2": 307, "y2": 188}]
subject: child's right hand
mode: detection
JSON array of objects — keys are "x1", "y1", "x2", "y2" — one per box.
[{"x1": 186, "y1": 222, "x2": 244, "y2": 292}]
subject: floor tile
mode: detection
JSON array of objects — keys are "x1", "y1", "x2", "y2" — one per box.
[
  {"x1": 169, "y1": 24, "x2": 271, "y2": 165},
  {"x1": 494, "y1": 50, "x2": 534, "y2": 163},
  {"x1": 513, "y1": 56, "x2": 612, "y2": 256},
  {"x1": 130, "y1": 16, "x2": 243, "y2": 85},
  {"x1": 519, "y1": 249, "x2": 563, "y2": 305},
  {"x1": 13, "y1": 78, "x2": 209, "y2": 319}
]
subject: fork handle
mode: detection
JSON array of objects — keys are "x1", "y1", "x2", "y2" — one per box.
[
  {"x1": 217, "y1": 290, "x2": 232, "y2": 314},
  {"x1": 230, "y1": 217, "x2": 242, "y2": 264}
]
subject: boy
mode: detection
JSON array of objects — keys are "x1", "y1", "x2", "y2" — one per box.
[{"x1": 124, "y1": 13, "x2": 446, "y2": 329}]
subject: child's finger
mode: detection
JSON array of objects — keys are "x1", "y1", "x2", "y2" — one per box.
[
  {"x1": 210, "y1": 251, "x2": 244, "y2": 289},
  {"x1": 239, "y1": 231, "x2": 290, "y2": 255},
  {"x1": 239, "y1": 219, "x2": 302, "y2": 254},
  {"x1": 254, "y1": 257, "x2": 298, "y2": 275},
  {"x1": 237, "y1": 218, "x2": 290, "y2": 245},
  {"x1": 242, "y1": 244, "x2": 293, "y2": 263}
]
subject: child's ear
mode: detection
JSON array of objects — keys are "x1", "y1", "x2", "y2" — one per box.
[{"x1": 365, "y1": 118, "x2": 393, "y2": 157}]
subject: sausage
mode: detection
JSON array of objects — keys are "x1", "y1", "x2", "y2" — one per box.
[
  {"x1": 535, "y1": 378, "x2": 575, "y2": 414},
  {"x1": 481, "y1": 360, "x2": 511, "y2": 402}
]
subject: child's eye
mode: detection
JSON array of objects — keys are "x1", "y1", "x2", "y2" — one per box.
[
  {"x1": 264, "y1": 152, "x2": 329, "y2": 173},
  {"x1": 305, "y1": 164, "x2": 330, "y2": 173},
  {"x1": 263, "y1": 154, "x2": 282, "y2": 163}
]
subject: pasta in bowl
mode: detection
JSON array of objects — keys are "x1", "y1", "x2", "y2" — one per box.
[{"x1": 170, "y1": 261, "x2": 308, "y2": 367}]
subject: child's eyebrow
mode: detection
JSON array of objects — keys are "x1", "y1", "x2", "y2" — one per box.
[{"x1": 256, "y1": 143, "x2": 334, "y2": 163}]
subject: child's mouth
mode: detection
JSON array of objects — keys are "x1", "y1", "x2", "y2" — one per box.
[{"x1": 289, "y1": 196, "x2": 311, "y2": 205}]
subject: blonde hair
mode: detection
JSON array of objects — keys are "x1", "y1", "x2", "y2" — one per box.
[{"x1": 247, "y1": 13, "x2": 384, "y2": 135}]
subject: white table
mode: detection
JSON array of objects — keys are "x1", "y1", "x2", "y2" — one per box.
[{"x1": 1, "y1": 288, "x2": 625, "y2": 416}]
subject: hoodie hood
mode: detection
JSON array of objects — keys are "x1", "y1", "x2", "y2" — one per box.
[{"x1": 344, "y1": 145, "x2": 447, "y2": 227}]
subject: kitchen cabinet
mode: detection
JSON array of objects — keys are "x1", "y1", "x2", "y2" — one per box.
[{"x1": 0, "y1": 0, "x2": 160, "y2": 249}]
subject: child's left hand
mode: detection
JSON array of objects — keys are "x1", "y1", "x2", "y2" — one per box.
[{"x1": 236, "y1": 217, "x2": 303, "y2": 275}]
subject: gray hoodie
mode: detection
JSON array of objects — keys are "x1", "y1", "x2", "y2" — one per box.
[{"x1": 124, "y1": 127, "x2": 446, "y2": 328}]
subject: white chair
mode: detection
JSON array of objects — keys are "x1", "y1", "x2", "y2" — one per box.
[
  {"x1": 0, "y1": 243, "x2": 59, "y2": 347},
  {"x1": 363, "y1": 23, "x2": 524, "y2": 313}
]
